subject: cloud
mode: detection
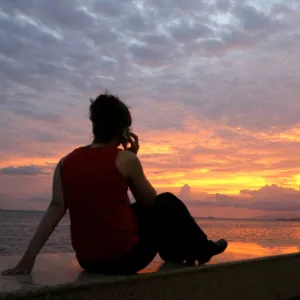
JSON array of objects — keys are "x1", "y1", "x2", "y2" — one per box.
[
  {"x1": 179, "y1": 184, "x2": 192, "y2": 200},
  {"x1": 1, "y1": 0, "x2": 300, "y2": 214},
  {"x1": 216, "y1": 0, "x2": 231, "y2": 12},
  {"x1": 184, "y1": 184, "x2": 300, "y2": 212},
  {"x1": 0, "y1": 165, "x2": 49, "y2": 175},
  {"x1": 169, "y1": 20, "x2": 213, "y2": 43},
  {"x1": 234, "y1": 3, "x2": 283, "y2": 32}
]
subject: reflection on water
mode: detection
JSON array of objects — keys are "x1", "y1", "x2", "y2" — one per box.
[
  {"x1": 2, "y1": 212, "x2": 300, "y2": 286},
  {"x1": 227, "y1": 241, "x2": 300, "y2": 258},
  {"x1": 1, "y1": 241, "x2": 298, "y2": 284},
  {"x1": 196, "y1": 219, "x2": 300, "y2": 243},
  {"x1": 207, "y1": 240, "x2": 300, "y2": 266},
  {"x1": 1, "y1": 211, "x2": 300, "y2": 258},
  {"x1": 140, "y1": 240, "x2": 300, "y2": 273}
]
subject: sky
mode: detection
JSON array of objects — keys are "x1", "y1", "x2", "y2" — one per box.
[{"x1": 1, "y1": 0, "x2": 300, "y2": 219}]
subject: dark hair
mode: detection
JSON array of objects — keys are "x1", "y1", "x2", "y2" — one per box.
[{"x1": 89, "y1": 92, "x2": 132, "y2": 143}]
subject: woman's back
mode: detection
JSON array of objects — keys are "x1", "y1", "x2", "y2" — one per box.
[{"x1": 61, "y1": 146, "x2": 138, "y2": 261}]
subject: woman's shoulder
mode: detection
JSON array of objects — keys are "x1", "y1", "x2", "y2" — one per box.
[
  {"x1": 116, "y1": 149, "x2": 138, "y2": 162},
  {"x1": 116, "y1": 150, "x2": 140, "y2": 177}
]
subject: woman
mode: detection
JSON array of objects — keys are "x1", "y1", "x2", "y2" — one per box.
[{"x1": 2, "y1": 93, "x2": 227, "y2": 275}]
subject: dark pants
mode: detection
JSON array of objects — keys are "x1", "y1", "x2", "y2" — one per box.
[{"x1": 79, "y1": 192, "x2": 209, "y2": 275}]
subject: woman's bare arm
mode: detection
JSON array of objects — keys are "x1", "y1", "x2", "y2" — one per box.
[
  {"x1": 1, "y1": 159, "x2": 67, "y2": 275},
  {"x1": 24, "y1": 160, "x2": 67, "y2": 260},
  {"x1": 116, "y1": 151, "x2": 156, "y2": 207}
]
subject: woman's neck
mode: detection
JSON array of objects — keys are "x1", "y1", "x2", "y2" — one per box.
[{"x1": 90, "y1": 139, "x2": 118, "y2": 148}]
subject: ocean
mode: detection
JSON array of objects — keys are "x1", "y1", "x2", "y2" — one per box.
[{"x1": 1, "y1": 210, "x2": 300, "y2": 257}]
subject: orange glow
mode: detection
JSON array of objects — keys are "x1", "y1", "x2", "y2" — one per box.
[
  {"x1": 139, "y1": 241, "x2": 300, "y2": 273},
  {"x1": 227, "y1": 242, "x2": 299, "y2": 257},
  {"x1": 293, "y1": 175, "x2": 300, "y2": 186},
  {"x1": 3, "y1": 121, "x2": 300, "y2": 200},
  {"x1": 137, "y1": 123, "x2": 300, "y2": 194},
  {"x1": 0, "y1": 157, "x2": 60, "y2": 169},
  {"x1": 141, "y1": 144, "x2": 175, "y2": 155},
  {"x1": 150, "y1": 175, "x2": 267, "y2": 194}
]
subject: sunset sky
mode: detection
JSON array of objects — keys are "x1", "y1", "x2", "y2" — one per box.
[{"x1": 1, "y1": 0, "x2": 300, "y2": 218}]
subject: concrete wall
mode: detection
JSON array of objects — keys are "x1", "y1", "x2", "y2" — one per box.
[{"x1": 2, "y1": 253, "x2": 300, "y2": 300}]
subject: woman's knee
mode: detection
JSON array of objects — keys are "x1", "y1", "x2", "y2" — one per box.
[
  {"x1": 156, "y1": 192, "x2": 183, "y2": 207},
  {"x1": 156, "y1": 192, "x2": 176, "y2": 200}
]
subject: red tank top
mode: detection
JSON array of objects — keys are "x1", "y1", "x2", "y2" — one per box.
[{"x1": 61, "y1": 146, "x2": 139, "y2": 261}]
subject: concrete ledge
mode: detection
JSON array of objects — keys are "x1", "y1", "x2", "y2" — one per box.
[{"x1": 1, "y1": 252, "x2": 300, "y2": 300}]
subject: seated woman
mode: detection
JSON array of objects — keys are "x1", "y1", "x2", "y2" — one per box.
[{"x1": 1, "y1": 93, "x2": 227, "y2": 276}]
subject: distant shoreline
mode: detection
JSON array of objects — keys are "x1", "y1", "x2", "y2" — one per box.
[
  {"x1": 1, "y1": 209, "x2": 300, "y2": 222},
  {"x1": 0, "y1": 208, "x2": 45, "y2": 213}
]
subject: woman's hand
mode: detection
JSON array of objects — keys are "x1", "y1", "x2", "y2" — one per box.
[
  {"x1": 1, "y1": 257, "x2": 35, "y2": 276},
  {"x1": 122, "y1": 132, "x2": 139, "y2": 154}
]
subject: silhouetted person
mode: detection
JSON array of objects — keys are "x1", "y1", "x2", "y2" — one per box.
[{"x1": 2, "y1": 92, "x2": 227, "y2": 276}]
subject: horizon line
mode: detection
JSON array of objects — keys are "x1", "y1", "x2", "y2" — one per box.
[{"x1": 2, "y1": 208, "x2": 299, "y2": 221}]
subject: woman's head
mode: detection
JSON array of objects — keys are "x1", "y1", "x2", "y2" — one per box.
[{"x1": 89, "y1": 92, "x2": 132, "y2": 144}]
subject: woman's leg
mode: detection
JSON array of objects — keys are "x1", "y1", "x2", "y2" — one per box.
[
  {"x1": 79, "y1": 204, "x2": 157, "y2": 275},
  {"x1": 79, "y1": 194, "x2": 226, "y2": 273},
  {"x1": 79, "y1": 237, "x2": 157, "y2": 275},
  {"x1": 153, "y1": 193, "x2": 227, "y2": 264}
]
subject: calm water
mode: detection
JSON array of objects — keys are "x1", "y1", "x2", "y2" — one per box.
[{"x1": 1, "y1": 210, "x2": 300, "y2": 256}]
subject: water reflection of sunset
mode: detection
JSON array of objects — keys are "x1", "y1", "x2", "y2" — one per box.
[
  {"x1": 139, "y1": 241, "x2": 300, "y2": 273},
  {"x1": 226, "y1": 242, "x2": 299, "y2": 258}
]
